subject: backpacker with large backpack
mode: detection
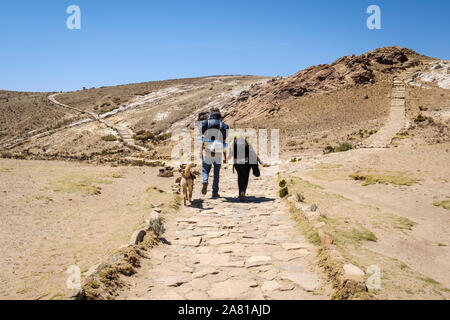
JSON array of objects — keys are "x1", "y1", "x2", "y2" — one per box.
[{"x1": 200, "y1": 111, "x2": 229, "y2": 159}]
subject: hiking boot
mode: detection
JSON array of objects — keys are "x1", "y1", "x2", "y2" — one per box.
[
  {"x1": 202, "y1": 183, "x2": 208, "y2": 195},
  {"x1": 212, "y1": 193, "x2": 221, "y2": 199},
  {"x1": 239, "y1": 191, "x2": 246, "y2": 202}
]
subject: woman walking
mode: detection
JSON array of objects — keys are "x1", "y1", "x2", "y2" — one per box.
[{"x1": 231, "y1": 135, "x2": 264, "y2": 201}]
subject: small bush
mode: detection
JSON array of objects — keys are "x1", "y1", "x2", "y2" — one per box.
[
  {"x1": 323, "y1": 146, "x2": 334, "y2": 154},
  {"x1": 136, "y1": 91, "x2": 150, "y2": 96},
  {"x1": 13, "y1": 154, "x2": 26, "y2": 160},
  {"x1": 414, "y1": 114, "x2": 427, "y2": 123},
  {"x1": 279, "y1": 186, "x2": 289, "y2": 198},
  {"x1": 101, "y1": 134, "x2": 118, "y2": 142},
  {"x1": 135, "y1": 130, "x2": 155, "y2": 142},
  {"x1": 279, "y1": 179, "x2": 287, "y2": 188},
  {"x1": 112, "y1": 97, "x2": 121, "y2": 104},
  {"x1": 323, "y1": 142, "x2": 353, "y2": 154},
  {"x1": 334, "y1": 142, "x2": 353, "y2": 152},
  {"x1": 99, "y1": 105, "x2": 119, "y2": 115}
]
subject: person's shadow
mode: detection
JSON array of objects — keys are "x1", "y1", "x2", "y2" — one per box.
[{"x1": 222, "y1": 196, "x2": 275, "y2": 204}]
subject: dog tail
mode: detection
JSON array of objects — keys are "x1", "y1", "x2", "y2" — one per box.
[{"x1": 184, "y1": 163, "x2": 193, "y2": 179}]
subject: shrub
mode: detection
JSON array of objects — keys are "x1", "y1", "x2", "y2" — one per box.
[
  {"x1": 414, "y1": 114, "x2": 427, "y2": 123},
  {"x1": 279, "y1": 179, "x2": 287, "y2": 188},
  {"x1": 324, "y1": 142, "x2": 353, "y2": 154},
  {"x1": 323, "y1": 146, "x2": 334, "y2": 154},
  {"x1": 279, "y1": 186, "x2": 289, "y2": 198},
  {"x1": 112, "y1": 97, "x2": 121, "y2": 104},
  {"x1": 135, "y1": 130, "x2": 155, "y2": 142},
  {"x1": 334, "y1": 142, "x2": 353, "y2": 152},
  {"x1": 101, "y1": 134, "x2": 118, "y2": 142}
]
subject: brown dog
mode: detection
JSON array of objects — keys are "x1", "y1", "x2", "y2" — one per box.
[{"x1": 181, "y1": 163, "x2": 196, "y2": 206}]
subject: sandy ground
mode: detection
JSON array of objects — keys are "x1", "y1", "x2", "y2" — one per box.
[
  {"x1": 0, "y1": 159, "x2": 173, "y2": 300},
  {"x1": 282, "y1": 143, "x2": 450, "y2": 294}
]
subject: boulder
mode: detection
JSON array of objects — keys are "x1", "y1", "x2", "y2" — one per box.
[
  {"x1": 129, "y1": 229, "x2": 146, "y2": 245},
  {"x1": 158, "y1": 168, "x2": 174, "y2": 177}
]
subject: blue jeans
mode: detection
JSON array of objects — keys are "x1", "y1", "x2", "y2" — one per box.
[{"x1": 202, "y1": 160, "x2": 221, "y2": 195}]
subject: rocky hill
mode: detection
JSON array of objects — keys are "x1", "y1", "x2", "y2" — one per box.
[{"x1": 226, "y1": 47, "x2": 431, "y2": 123}]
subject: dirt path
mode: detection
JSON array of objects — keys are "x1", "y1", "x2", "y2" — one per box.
[
  {"x1": 119, "y1": 167, "x2": 331, "y2": 300},
  {"x1": 49, "y1": 94, "x2": 146, "y2": 151},
  {"x1": 363, "y1": 78, "x2": 406, "y2": 148}
]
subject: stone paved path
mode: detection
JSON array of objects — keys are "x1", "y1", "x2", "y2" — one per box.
[
  {"x1": 119, "y1": 167, "x2": 330, "y2": 300},
  {"x1": 363, "y1": 78, "x2": 406, "y2": 148}
]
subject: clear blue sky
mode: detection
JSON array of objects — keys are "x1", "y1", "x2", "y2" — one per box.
[{"x1": 1, "y1": 0, "x2": 449, "y2": 92}]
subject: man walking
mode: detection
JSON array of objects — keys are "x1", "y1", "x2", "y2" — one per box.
[{"x1": 200, "y1": 108, "x2": 229, "y2": 198}]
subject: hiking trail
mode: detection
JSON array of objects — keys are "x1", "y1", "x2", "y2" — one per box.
[
  {"x1": 119, "y1": 167, "x2": 331, "y2": 300},
  {"x1": 49, "y1": 93, "x2": 147, "y2": 151},
  {"x1": 363, "y1": 78, "x2": 406, "y2": 148}
]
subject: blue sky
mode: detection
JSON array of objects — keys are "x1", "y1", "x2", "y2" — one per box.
[{"x1": 1, "y1": 0, "x2": 449, "y2": 92}]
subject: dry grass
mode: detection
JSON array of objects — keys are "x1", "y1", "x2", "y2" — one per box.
[
  {"x1": 101, "y1": 134, "x2": 118, "y2": 142},
  {"x1": 282, "y1": 175, "x2": 448, "y2": 299},
  {"x1": 0, "y1": 159, "x2": 178, "y2": 299},
  {"x1": 0, "y1": 166, "x2": 12, "y2": 173},
  {"x1": 0, "y1": 91, "x2": 80, "y2": 145},
  {"x1": 433, "y1": 200, "x2": 450, "y2": 210},
  {"x1": 48, "y1": 174, "x2": 113, "y2": 195},
  {"x1": 350, "y1": 171, "x2": 419, "y2": 186}
]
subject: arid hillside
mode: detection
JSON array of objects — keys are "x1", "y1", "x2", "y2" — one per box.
[
  {"x1": 1, "y1": 47, "x2": 448, "y2": 162},
  {"x1": 0, "y1": 91, "x2": 81, "y2": 148},
  {"x1": 0, "y1": 47, "x2": 449, "y2": 300}
]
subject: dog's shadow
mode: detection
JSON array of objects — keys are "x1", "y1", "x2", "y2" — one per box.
[{"x1": 189, "y1": 199, "x2": 214, "y2": 210}]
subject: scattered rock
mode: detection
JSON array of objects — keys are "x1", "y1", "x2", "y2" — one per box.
[
  {"x1": 318, "y1": 230, "x2": 333, "y2": 246},
  {"x1": 295, "y1": 193, "x2": 305, "y2": 202},
  {"x1": 343, "y1": 264, "x2": 365, "y2": 276},
  {"x1": 314, "y1": 222, "x2": 326, "y2": 229},
  {"x1": 65, "y1": 288, "x2": 86, "y2": 300},
  {"x1": 129, "y1": 229, "x2": 146, "y2": 245},
  {"x1": 158, "y1": 168, "x2": 174, "y2": 177}
]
